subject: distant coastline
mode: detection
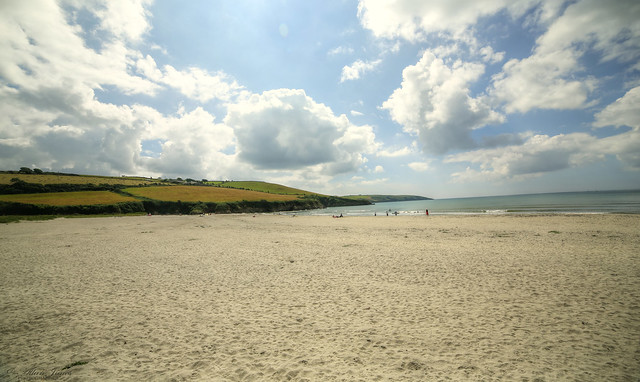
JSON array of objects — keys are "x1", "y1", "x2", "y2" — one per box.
[
  {"x1": 342, "y1": 194, "x2": 432, "y2": 203},
  {"x1": 295, "y1": 189, "x2": 640, "y2": 216}
]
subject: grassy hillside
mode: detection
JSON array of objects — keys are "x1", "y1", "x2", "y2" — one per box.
[
  {"x1": 0, "y1": 171, "x2": 370, "y2": 216},
  {"x1": 0, "y1": 173, "x2": 162, "y2": 186},
  {"x1": 124, "y1": 185, "x2": 300, "y2": 203},
  {"x1": 0, "y1": 191, "x2": 139, "y2": 206},
  {"x1": 207, "y1": 181, "x2": 318, "y2": 196}
]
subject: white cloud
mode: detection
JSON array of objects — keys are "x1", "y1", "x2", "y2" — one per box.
[
  {"x1": 92, "y1": 0, "x2": 154, "y2": 43},
  {"x1": 374, "y1": 165, "x2": 384, "y2": 173},
  {"x1": 445, "y1": 85, "x2": 640, "y2": 182},
  {"x1": 382, "y1": 50, "x2": 504, "y2": 154},
  {"x1": 350, "y1": 110, "x2": 364, "y2": 116},
  {"x1": 491, "y1": 49, "x2": 596, "y2": 113},
  {"x1": 377, "y1": 146, "x2": 412, "y2": 157},
  {"x1": 356, "y1": 0, "x2": 559, "y2": 42},
  {"x1": 479, "y1": 46, "x2": 505, "y2": 64},
  {"x1": 0, "y1": 0, "x2": 159, "y2": 97},
  {"x1": 593, "y1": 86, "x2": 640, "y2": 129},
  {"x1": 408, "y1": 162, "x2": 430, "y2": 172},
  {"x1": 161, "y1": 65, "x2": 244, "y2": 103},
  {"x1": 134, "y1": 55, "x2": 244, "y2": 103},
  {"x1": 0, "y1": 1, "x2": 242, "y2": 179},
  {"x1": 535, "y1": 0, "x2": 640, "y2": 63},
  {"x1": 142, "y1": 107, "x2": 237, "y2": 178},
  {"x1": 491, "y1": 0, "x2": 639, "y2": 114},
  {"x1": 340, "y1": 59, "x2": 382, "y2": 82},
  {"x1": 224, "y1": 89, "x2": 378, "y2": 176},
  {"x1": 593, "y1": 86, "x2": 640, "y2": 169},
  {"x1": 446, "y1": 126, "x2": 640, "y2": 182},
  {"x1": 328, "y1": 46, "x2": 354, "y2": 56},
  {"x1": 445, "y1": 132, "x2": 603, "y2": 182}
]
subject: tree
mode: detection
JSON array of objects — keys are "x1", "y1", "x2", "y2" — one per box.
[
  {"x1": 19, "y1": 167, "x2": 32, "y2": 174},
  {"x1": 33, "y1": 168, "x2": 43, "y2": 174}
]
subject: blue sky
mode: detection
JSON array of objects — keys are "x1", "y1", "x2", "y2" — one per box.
[{"x1": 1, "y1": 0, "x2": 639, "y2": 198}]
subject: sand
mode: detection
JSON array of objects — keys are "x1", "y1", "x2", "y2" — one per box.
[{"x1": 0, "y1": 214, "x2": 638, "y2": 381}]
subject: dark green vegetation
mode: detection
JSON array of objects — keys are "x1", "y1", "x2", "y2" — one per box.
[
  {"x1": 0, "y1": 169, "x2": 369, "y2": 217},
  {"x1": 343, "y1": 195, "x2": 432, "y2": 203}
]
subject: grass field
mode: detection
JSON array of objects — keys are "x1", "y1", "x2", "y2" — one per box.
[
  {"x1": 0, "y1": 173, "x2": 163, "y2": 186},
  {"x1": 0, "y1": 191, "x2": 140, "y2": 206},
  {"x1": 124, "y1": 185, "x2": 301, "y2": 202},
  {"x1": 207, "y1": 181, "x2": 319, "y2": 196}
]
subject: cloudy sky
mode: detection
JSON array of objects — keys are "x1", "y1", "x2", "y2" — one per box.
[{"x1": 1, "y1": 0, "x2": 639, "y2": 198}]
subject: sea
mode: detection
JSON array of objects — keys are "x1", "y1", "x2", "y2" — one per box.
[{"x1": 290, "y1": 190, "x2": 640, "y2": 216}]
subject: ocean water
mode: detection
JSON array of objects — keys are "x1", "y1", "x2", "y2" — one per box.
[{"x1": 292, "y1": 190, "x2": 640, "y2": 216}]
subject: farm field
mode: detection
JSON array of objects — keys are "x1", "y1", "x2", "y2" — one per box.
[
  {"x1": 0, "y1": 173, "x2": 162, "y2": 186},
  {"x1": 0, "y1": 191, "x2": 139, "y2": 206},
  {"x1": 124, "y1": 185, "x2": 301, "y2": 202},
  {"x1": 206, "y1": 181, "x2": 318, "y2": 195}
]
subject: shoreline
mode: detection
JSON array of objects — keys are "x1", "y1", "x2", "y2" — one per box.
[{"x1": 1, "y1": 214, "x2": 638, "y2": 380}]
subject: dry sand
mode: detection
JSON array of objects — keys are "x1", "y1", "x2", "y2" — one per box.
[{"x1": 0, "y1": 214, "x2": 638, "y2": 381}]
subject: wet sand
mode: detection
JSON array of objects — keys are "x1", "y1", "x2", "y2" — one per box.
[{"x1": 1, "y1": 214, "x2": 639, "y2": 381}]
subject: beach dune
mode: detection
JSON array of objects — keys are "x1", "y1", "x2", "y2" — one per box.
[{"x1": 1, "y1": 214, "x2": 638, "y2": 381}]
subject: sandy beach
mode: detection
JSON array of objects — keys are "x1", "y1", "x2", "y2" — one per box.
[{"x1": 0, "y1": 214, "x2": 638, "y2": 381}]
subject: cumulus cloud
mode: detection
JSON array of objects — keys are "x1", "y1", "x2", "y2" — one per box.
[
  {"x1": 0, "y1": 81, "x2": 146, "y2": 174},
  {"x1": 479, "y1": 46, "x2": 505, "y2": 64},
  {"x1": 377, "y1": 146, "x2": 412, "y2": 157},
  {"x1": 445, "y1": 132, "x2": 604, "y2": 182},
  {"x1": 142, "y1": 107, "x2": 237, "y2": 178},
  {"x1": 90, "y1": 0, "x2": 154, "y2": 43},
  {"x1": 0, "y1": 0, "x2": 159, "y2": 97},
  {"x1": 446, "y1": 126, "x2": 640, "y2": 183},
  {"x1": 363, "y1": 0, "x2": 640, "y2": 182},
  {"x1": 224, "y1": 89, "x2": 378, "y2": 176},
  {"x1": 160, "y1": 65, "x2": 244, "y2": 103},
  {"x1": 593, "y1": 86, "x2": 640, "y2": 129},
  {"x1": 593, "y1": 86, "x2": 640, "y2": 169},
  {"x1": 0, "y1": 1, "x2": 240, "y2": 179},
  {"x1": 357, "y1": 0, "x2": 560, "y2": 42},
  {"x1": 408, "y1": 162, "x2": 430, "y2": 172},
  {"x1": 340, "y1": 59, "x2": 382, "y2": 82},
  {"x1": 0, "y1": 79, "x2": 237, "y2": 179},
  {"x1": 491, "y1": 49, "x2": 596, "y2": 113},
  {"x1": 535, "y1": 0, "x2": 640, "y2": 63},
  {"x1": 361, "y1": 0, "x2": 639, "y2": 116},
  {"x1": 382, "y1": 50, "x2": 503, "y2": 155},
  {"x1": 445, "y1": 85, "x2": 640, "y2": 182},
  {"x1": 134, "y1": 54, "x2": 244, "y2": 103},
  {"x1": 491, "y1": 0, "x2": 639, "y2": 114}
]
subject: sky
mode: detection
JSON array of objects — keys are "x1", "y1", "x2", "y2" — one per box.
[{"x1": 1, "y1": 0, "x2": 639, "y2": 198}]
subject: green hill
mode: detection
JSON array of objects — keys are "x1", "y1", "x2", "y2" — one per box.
[
  {"x1": 0, "y1": 170, "x2": 368, "y2": 217},
  {"x1": 206, "y1": 181, "x2": 319, "y2": 196}
]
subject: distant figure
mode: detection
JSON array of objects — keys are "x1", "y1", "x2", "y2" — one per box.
[
  {"x1": 374, "y1": 212, "x2": 376, "y2": 216},
  {"x1": 340, "y1": 213, "x2": 343, "y2": 218},
  {"x1": 386, "y1": 211, "x2": 389, "y2": 216},
  {"x1": 426, "y1": 209, "x2": 429, "y2": 216}
]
